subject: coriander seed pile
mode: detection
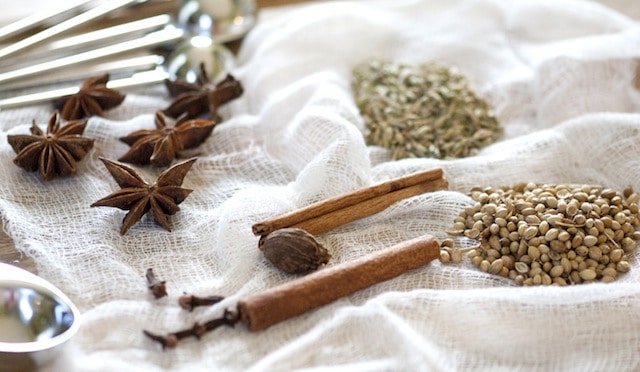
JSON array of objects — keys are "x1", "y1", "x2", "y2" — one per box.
[
  {"x1": 447, "y1": 183, "x2": 640, "y2": 285},
  {"x1": 352, "y1": 60, "x2": 501, "y2": 160}
]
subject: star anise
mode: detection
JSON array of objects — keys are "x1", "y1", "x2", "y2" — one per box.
[
  {"x1": 118, "y1": 112, "x2": 216, "y2": 167},
  {"x1": 91, "y1": 157, "x2": 196, "y2": 235},
  {"x1": 7, "y1": 111, "x2": 94, "y2": 181},
  {"x1": 163, "y1": 63, "x2": 243, "y2": 120},
  {"x1": 55, "y1": 74, "x2": 126, "y2": 120}
]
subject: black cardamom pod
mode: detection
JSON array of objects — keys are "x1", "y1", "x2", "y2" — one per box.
[{"x1": 259, "y1": 228, "x2": 331, "y2": 274}]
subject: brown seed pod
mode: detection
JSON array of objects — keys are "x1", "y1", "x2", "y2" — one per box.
[{"x1": 259, "y1": 228, "x2": 331, "y2": 274}]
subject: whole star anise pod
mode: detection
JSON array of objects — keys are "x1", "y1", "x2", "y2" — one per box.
[
  {"x1": 118, "y1": 112, "x2": 216, "y2": 167},
  {"x1": 163, "y1": 63, "x2": 243, "y2": 120},
  {"x1": 91, "y1": 157, "x2": 196, "y2": 235},
  {"x1": 55, "y1": 74, "x2": 126, "y2": 120},
  {"x1": 7, "y1": 111, "x2": 94, "y2": 180}
]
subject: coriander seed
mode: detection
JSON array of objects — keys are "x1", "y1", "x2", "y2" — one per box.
[{"x1": 448, "y1": 183, "x2": 640, "y2": 285}]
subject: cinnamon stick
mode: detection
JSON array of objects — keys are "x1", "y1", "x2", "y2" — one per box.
[
  {"x1": 289, "y1": 178, "x2": 448, "y2": 235},
  {"x1": 237, "y1": 234, "x2": 440, "y2": 332},
  {"x1": 252, "y1": 168, "x2": 446, "y2": 236}
]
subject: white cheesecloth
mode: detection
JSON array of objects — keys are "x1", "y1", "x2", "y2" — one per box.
[{"x1": 1, "y1": 0, "x2": 640, "y2": 370}]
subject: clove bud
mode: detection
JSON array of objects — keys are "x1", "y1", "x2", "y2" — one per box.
[
  {"x1": 259, "y1": 228, "x2": 331, "y2": 274},
  {"x1": 143, "y1": 309, "x2": 239, "y2": 349},
  {"x1": 179, "y1": 294, "x2": 225, "y2": 311},
  {"x1": 146, "y1": 268, "x2": 167, "y2": 299}
]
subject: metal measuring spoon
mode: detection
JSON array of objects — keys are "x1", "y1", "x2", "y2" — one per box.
[
  {"x1": 0, "y1": 15, "x2": 173, "y2": 91},
  {"x1": 0, "y1": 14, "x2": 172, "y2": 71},
  {"x1": 0, "y1": 0, "x2": 148, "y2": 60},
  {"x1": 0, "y1": 24, "x2": 184, "y2": 86},
  {"x1": 0, "y1": 1, "x2": 249, "y2": 109},
  {"x1": 0, "y1": 0, "x2": 92, "y2": 42},
  {"x1": 0, "y1": 36, "x2": 235, "y2": 109},
  {"x1": 0, "y1": 262, "x2": 80, "y2": 371},
  {"x1": 178, "y1": 0, "x2": 257, "y2": 44}
]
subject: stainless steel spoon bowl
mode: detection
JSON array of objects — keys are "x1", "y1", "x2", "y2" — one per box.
[
  {"x1": 0, "y1": 0, "x2": 250, "y2": 109},
  {"x1": 177, "y1": 0, "x2": 257, "y2": 43},
  {"x1": 0, "y1": 263, "x2": 80, "y2": 372}
]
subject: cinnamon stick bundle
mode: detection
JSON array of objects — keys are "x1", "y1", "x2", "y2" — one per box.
[
  {"x1": 252, "y1": 168, "x2": 447, "y2": 236},
  {"x1": 237, "y1": 234, "x2": 440, "y2": 331}
]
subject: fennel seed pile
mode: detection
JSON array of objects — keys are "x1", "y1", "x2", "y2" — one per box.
[
  {"x1": 352, "y1": 60, "x2": 501, "y2": 160},
  {"x1": 446, "y1": 183, "x2": 640, "y2": 285}
]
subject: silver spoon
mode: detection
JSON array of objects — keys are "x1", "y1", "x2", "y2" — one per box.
[
  {"x1": 0, "y1": 0, "x2": 257, "y2": 87},
  {"x1": 0, "y1": 15, "x2": 173, "y2": 91},
  {"x1": 0, "y1": 0, "x2": 92, "y2": 42},
  {"x1": 0, "y1": 0, "x2": 148, "y2": 60},
  {"x1": 0, "y1": 14, "x2": 172, "y2": 71},
  {"x1": 0, "y1": 1, "x2": 255, "y2": 109},
  {"x1": 178, "y1": 0, "x2": 257, "y2": 43},
  {"x1": 0, "y1": 262, "x2": 80, "y2": 370},
  {"x1": 0, "y1": 24, "x2": 184, "y2": 86},
  {"x1": 0, "y1": 37, "x2": 235, "y2": 109},
  {"x1": 0, "y1": 53, "x2": 164, "y2": 92}
]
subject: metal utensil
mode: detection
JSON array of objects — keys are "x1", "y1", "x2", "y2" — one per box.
[
  {"x1": 0, "y1": 0, "x2": 92, "y2": 42},
  {"x1": 0, "y1": 53, "x2": 164, "y2": 92},
  {"x1": 0, "y1": 0, "x2": 255, "y2": 109},
  {"x1": 0, "y1": 24, "x2": 184, "y2": 86},
  {"x1": 178, "y1": 0, "x2": 257, "y2": 43},
  {"x1": 0, "y1": 14, "x2": 172, "y2": 71},
  {"x1": 0, "y1": 40, "x2": 235, "y2": 109},
  {"x1": 0, "y1": 0, "x2": 149, "y2": 60},
  {"x1": 0, "y1": 263, "x2": 80, "y2": 372},
  {"x1": 0, "y1": 14, "x2": 174, "y2": 92}
]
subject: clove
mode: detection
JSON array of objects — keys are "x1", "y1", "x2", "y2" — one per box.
[
  {"x1": 178, "y1": 293, "x2": 225, "y2": 312},
  {"x1": 143, "y1": 308, "x2": 239, "y2": 349},
  {"x1": 143, "y1": 236, "x2": 440, "y2": 350},
  {"x1": 146, "y1": 268, "x2": 167, "y2": 299}
]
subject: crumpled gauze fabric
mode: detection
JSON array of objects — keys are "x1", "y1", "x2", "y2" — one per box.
[{"x1": 1, "y1": 0, "x2": 640, "y2": 371}]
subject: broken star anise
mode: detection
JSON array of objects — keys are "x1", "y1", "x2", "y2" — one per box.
[
  {"x1": 163, "y1": 63, "x2": 243, "y2": 120},
  {"x1": 7, "y1": 111, "x2": 94, "y2": 181},
  {"x1": 118, "y1": 112, "x2": 216, "y2": 167},
  {"x1": 55, "y1": 74, "x2": 126, "y2": 120},
  {"x1": 91, "y1": 157, "x2": 196, "y2": 235}
]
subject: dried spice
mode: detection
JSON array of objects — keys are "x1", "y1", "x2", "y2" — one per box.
[
  {"x1": 179, "y1": 294, "x2": 224, "y2": 312},
  {"x1": 163, "y1": 63, "x2": 243, "y2": 120},
  {"x1": 7, "y1": 111, "x2": 94, "y2": 180},
  {"x1": 146, "y1": 268, "x2": 167, "y2": 299},
  {"x1": 447, "y1": 183, "x2": 640, "y2": 285},
  {"x1": 91, "y1": 157, "x2": 196, "y2": 235},
  {"x1": 438, "y1": 238, "x2": 462, "y2": 264},
  {"x1": 118, "y1": 112, "x2": 216, "y2": 167},
  {"x1": 352, "y1": 60, "x2": 501, "y2": 160},
  {"x1": 259, "y1": 228, "x2": 331, "y2": 274},
  {"x1": 144, "y1": 309, "x2": 239, "y2": 349},
  {"x1": 55, "y1": 74, "x2": 126, "y2": 120},
  {"x1": 143, "y1": 235, "x2": 440, "y2": 348},
  {"x1": 252, "y1": 168, "x2": 447, "y2": 237}
]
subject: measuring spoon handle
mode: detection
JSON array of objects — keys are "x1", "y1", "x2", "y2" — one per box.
[
  {"x1": 0, "y1": 25, "x2": 183, "y2": 85},
  {"x1": 0, "y1": 67, "x2": 169, "y2": 109},
  {"x1": 0, "y1": 0, "x2": 148, "y2": 60},
  {"x1": 0, "y1": 0, "x2": 93, "y2": 42}
]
